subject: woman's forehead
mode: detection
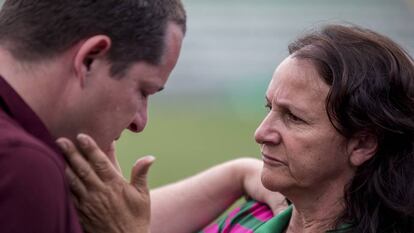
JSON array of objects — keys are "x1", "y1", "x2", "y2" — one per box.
[
  {"x1": 266, "y1": 56, "x2": 330, "y2": 114},
  {"x1": 267, "y1": 57, "x2": 327, "y2": 97}
]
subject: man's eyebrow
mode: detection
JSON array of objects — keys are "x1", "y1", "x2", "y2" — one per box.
[{"x1": 157, "y1": 87, "x2": 165, "y2": 92}]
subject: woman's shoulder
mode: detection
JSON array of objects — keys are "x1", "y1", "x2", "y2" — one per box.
[
  {"x1": 198, "y1": 200, "x2": 355, "y2": 233},
  {"x1": 199, "y1": 199, "x2": 287, "y2": 233}
]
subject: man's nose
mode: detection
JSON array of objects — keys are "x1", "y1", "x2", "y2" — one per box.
[{"x1": 128, "y1": 110, "x2": 147, "y2": 133}]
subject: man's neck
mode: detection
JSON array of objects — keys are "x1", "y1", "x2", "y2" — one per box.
[{"x1": 0, "y1": 46, "x2": 71, "y2": 138}]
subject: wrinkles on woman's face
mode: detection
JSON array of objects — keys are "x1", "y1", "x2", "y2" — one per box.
[{"x1": 255, "y1": 56, "x2": 354, "y2": 199}]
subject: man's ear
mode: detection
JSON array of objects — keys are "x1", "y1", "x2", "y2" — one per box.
[
  {"x1": 73, "y1": 35, "x2": 111, "y2": 85},
  {"x1": 347, "y1": 132, "x2": 378, "y2": 166}
]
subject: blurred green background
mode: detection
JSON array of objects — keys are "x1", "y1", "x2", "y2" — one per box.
[
  {"x1": 115, "y1": 0, "x2": 414, "y2": 188},
  {"x1": 117, "y1": 91, "x2": 268, "y2": 188},
  {"x1": 0, "y1": 0, "x2": 413, "y2": 188}
]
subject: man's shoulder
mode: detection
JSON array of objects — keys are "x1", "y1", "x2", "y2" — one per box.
[
  {"x1": 0, "y1": 111, "x2": 63, "y2": 183},
  {"x1": 0, "y1": 110, "x2": 64, "y2": 177},
  {"x1": 0, "y1": 112, "x2": 84, "y2": 233},
  {"x1": 0, "y1": 144, "x2": 83, "y2": 233}
]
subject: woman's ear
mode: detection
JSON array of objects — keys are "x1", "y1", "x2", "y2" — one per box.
[
  {"x1": 73, "y1": 35, "x2": 112, "y2": 86},
  {"x1": 347, "y1": 132, "x2": 378, "y2": 166}
]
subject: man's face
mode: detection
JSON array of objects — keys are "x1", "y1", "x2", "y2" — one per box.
[{"x1": 65, "y1": 23, "x2": 183, "y2": 152}]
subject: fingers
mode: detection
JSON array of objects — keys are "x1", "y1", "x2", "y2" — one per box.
[
  {"x1": 106, "y1": 141, "x2": 122, "y2": 174},
  {"x1": 75, "y1": 134, "x2": 119, "y2": 181},
  {"x1": 69, "y1": 191, "x2": 81, "y2": 219},
  {"x1": 130, "y1": 156, "x2": 155, "y2": 192},
  {"x1": 57, "y1": 138, "x2": 104, "y2": 188},
  {"x1": 268, "y1": 193, "x2": 289, "y2": 215},
  {"x1": 66, "y1": 166, "x2": 88, "y2": 198},
  {"x1": 106, "y1": 141, "x2": 116, "y2": 164}
]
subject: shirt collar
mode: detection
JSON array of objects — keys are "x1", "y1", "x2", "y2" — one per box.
[
  {"x1": 0, "y1": 76, "x2": 62, "y2": 155},
  {"x1": 256, "y1": 205, "x2": 293, "y2": 233},
  {"x1": 256, "y1": 205, "x2": 353, "y2": 233}
]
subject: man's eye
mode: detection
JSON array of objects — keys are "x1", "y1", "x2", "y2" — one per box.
[
  {"x1": 265, "y1": 103, "x2": 272, "y2": 112},
  {"x1": 140, "y1": 91, "x2": 148, "y2": 98}
]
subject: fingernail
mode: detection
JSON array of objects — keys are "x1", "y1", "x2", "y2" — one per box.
[
  {"x1": 57, "y1": 140, "x2": 68, "y2": 151},
  {"x1": 145, "y1": 155, "x2": 156, "y2": 164},
  {"x1": 134, "y1": 156, "x2": 156, "y2": 166},
  {"x1": 77, "y1": 134, "x2": 89, "y2": 148}
]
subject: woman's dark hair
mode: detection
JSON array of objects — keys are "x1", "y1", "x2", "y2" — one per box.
[{"x1": 288, "y1": 24, "x2": 414, "y2": 233}]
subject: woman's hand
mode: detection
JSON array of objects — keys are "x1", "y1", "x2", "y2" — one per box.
[
  {"x1": 240, "y1": 158, "x2": 288, "y2": 214},
  {"x1": 57, "y1": 134, "x2": 154, "y2": 233},
  {"x1": 150, "y1": 158, "x2": 287, "y2": 233},
  {"x1": 106, "y1": 141, "x2": 123, "y2": 175}
]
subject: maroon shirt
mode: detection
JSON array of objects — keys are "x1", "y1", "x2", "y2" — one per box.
[{"x1": 0, "y1": 76, "x2": 83, "y2": 233}]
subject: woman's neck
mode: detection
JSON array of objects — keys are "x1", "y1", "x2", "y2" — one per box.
[
  {"x1": 286, "y1": 206, "x2": 342, "y2": 233},
  {"x1": 284, "y1": 182, "x2": 347, "y2": 233}
]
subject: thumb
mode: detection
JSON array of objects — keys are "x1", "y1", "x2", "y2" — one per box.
[
  {"x1": 106, "y1": 141, "x2": 122, "y2": 174},
  {"x1": 106, "y1": 141, "x2": 116, "y2": 163},
  {"x1": 130, "y1": 155, "x2": 155, "y2": 192}
]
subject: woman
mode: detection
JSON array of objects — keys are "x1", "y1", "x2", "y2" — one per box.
[
  {"x1": 59, "y1": 24, "x2": 414, "y2": 233},
  {"x1": 200, "y1": 24, "x2": 414, "y2": 233}
]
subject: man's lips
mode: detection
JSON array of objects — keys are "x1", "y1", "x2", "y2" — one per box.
[{"x1": 261, "y1": 153, "x2": 286, "y2": 166}]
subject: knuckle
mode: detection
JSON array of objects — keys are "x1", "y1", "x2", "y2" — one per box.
[
  {"x1": 68, "y1": 172, "x2": 77, "y2": 183},
  {"x1": 69, "y1": 176, "x2": 78, "y2": 188},
  {"x1": 69, "y1": 176, "x2": 82, "y2": 192},
  {"x1": 86, "y1": 145, "x2": 99, "y2": 154},
  {"x1": 93, "y1": 160, "x2": 110, "y2": 172},
  {"x1": 76, "y1": 167, "x2": 91, "y2": 179}
]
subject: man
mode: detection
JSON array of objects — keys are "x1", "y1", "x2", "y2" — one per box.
[
  {"x1": 0, "y1": 0, "x2": 185, "y2": 232},
  {"x1": 0, "y1": 0, "x2": 284, "y2": 232}
]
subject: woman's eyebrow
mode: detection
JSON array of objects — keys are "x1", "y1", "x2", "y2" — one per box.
[{"x1": 269, "y1": 96, "x2": 309, "y2": 117}]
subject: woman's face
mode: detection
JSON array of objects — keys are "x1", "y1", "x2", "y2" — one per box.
[{"x1": 255, "y1": 56, "x2": 355, "y2": 197}]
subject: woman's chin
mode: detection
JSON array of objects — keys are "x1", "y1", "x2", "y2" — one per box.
[{"x1": 261, "y1": 169, "x2": 289, "y2": 193}]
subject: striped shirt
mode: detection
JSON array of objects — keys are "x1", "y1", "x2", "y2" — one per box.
[{"x1": 199, "y1": 200, "x2": 352, "y2": 233}]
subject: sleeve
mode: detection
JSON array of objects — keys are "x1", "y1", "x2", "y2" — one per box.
[
  {"x1": 0, "y1": 145, "x2": 83, "y2": 233},
  {"x1": 198, "y1": 199, "x2": 274, "y2": 233}
]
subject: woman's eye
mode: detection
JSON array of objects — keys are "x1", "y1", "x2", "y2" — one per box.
[
  {"x1": 286, "y1": 112, "x2": 303, "y2": 123},
  {"x1": 265, "y1": 103, "x2": 272, "y2": 112}
]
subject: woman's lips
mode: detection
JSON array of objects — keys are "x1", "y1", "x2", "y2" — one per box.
[{"x1": 262, "y1": 154, "x2": 286, "y2": 167}]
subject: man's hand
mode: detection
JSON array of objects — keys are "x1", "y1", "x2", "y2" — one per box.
[{"x1": 56, "y1": 134, "x2": 154, "y2": 233}]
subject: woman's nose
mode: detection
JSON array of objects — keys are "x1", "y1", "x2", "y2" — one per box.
[{"x1": 254, "y1": 114, "x2": 281, "y2": 145}]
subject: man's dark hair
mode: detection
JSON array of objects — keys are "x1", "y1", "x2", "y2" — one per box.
[
  {"x1": 289, "y1": 24, "x2": 414, "y2": 233},
  {"x1": 0, "y1": 0, "x2": 186, "y2": 77}
]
